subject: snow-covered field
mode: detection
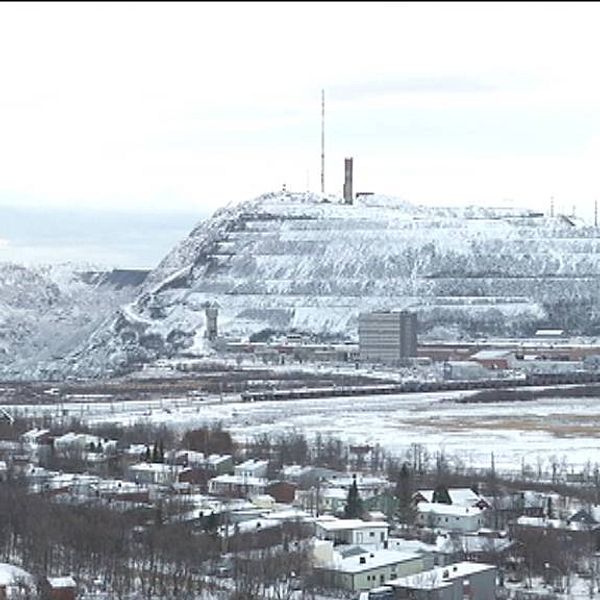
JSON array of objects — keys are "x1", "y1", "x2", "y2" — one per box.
[{"x1": 8, "y1": 388, "x2": 600, "y2": 476}]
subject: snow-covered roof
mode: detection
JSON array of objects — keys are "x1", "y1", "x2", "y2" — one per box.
[
  {"x1": 321, "y1": 488, "x2": 347, "y2": 500},
  {"x1": 387, "y1": 561, "x2": 496, "y2": 590},
  {"x1": 124, "y1": 444, "x2": 147, "y2": 455},
  {"x1": 415, "y1": 488, "x2": 485, "y2": 507},
  {"x1": 535, "y1": 329, "x2": 565, "y2": 337},
  {"x1": 417, "y1": 502, "x2": 483, "y2": 517},
  {"x1": 516, "y1": 516, "x2": 564, "y2": 528},
  {"x1": 21, "y1": 428, "x2": 50, "y2": 442},
  {"x1": 250, "y1": 494, "x2": 275, "y2": 504},
  {"x1": 331, "y1": 548, "x2": 422, "y2": 574},
  {"x1": 261, "y1": 508, "x2": 310, "y2": 521},
  {"x1": 281, "y1": 464, "x2": 306, "y2": 478},
  {"x1": 387, "y1": 537, "x2": 438, "y2": 555},
  {"x1": 128, "y1": 462, "x2": 183, "y2": 474},
  {"x1": 323, "y1": 474, "x2": 388, "y2": 488},
  {"x1": 470, "y1": 349, "x2": 514, "y2": 360},
  {"x1": 0, "y1": 563, "x2": 34, "y2": 587},
  {"x1": 235, "y1": 458, "x2": 268, "y2": 470},
  {"x1": 207, "y1": 453, "x2": 232, "y2": 465},
  {"x1": 316, "y1": 518, "x2": 389, "y2": 532},
  {"x1": 210, "y1": 474, "x2": 267, "y2": 486},
  {"x1": 47, "y1": 576, "x2": 76, "y2": 588},
  {"x1": 435, "y1": 534, "x2": 512, "y2": 554},
  {"x1": 226, "y1": 517, "x2": 281, "y2": 535}
]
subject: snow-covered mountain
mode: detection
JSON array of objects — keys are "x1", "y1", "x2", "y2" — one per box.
[
  {"x1": 63, "y1": 191, "x2": 600, "y2": 377},
  {"x1": 0, "y1": 263, "x2": 148, "y2": 380}
]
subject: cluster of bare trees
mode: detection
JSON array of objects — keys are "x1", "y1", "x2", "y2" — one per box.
[
  {"x1": 0, "y1": 472, "x2": 320, "y2": 599},
  {"x1": 0, "y1": 479, "x2": 224, "y2": 598}
]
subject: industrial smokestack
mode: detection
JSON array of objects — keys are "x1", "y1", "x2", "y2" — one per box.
[
  {"x1": 205, "y1": 303, "x2": 218, "y2": 341},
  {"x1": 343, "y1": 157, "x2": 353, "y2": 205}
]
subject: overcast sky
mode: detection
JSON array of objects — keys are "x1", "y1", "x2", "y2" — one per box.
[{"x1": 2, "y1": 1, "x2": 600, "y2": 267}]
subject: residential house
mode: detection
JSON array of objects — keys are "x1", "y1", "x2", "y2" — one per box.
[
  {"x1": 95, "y1": 479, "x2": 150, "y2": 504},
  {"x1": 53, "y1": 433, "x2": 118, "y2": 460},
  {"x1": 314, "y1": 542, "x2": 433, "y2": 593},
  {"x1": 387, "y1": 561, "x2": 497, "y2": 600},
  {"x1": 321, "y1": 487, "x2": 348, "y2": 515},
  {"x1": 165, "y1": 450, "x2": 233, "y2": 475},
  {"x1": 416, "y1": 503, "x2": 485, "y2": 533},
  {"x1": 208, "y1": 474, "x2": 269, "y2": 499},
  {"x1": 166, "y1": 451, "x2": 234, "y2": 490},
  {"x1": 315, "y1": 517, "x2": 389, "y2": 548},
  {"x1": 43, "y1": 576, "x2": 77, "y2": 600},
  {"x1": 0, "y1": 563, "x2": 35, "y2": 599},
  {"x1": 126, "y1": 462, "x2": 185, "y2": 486},
  {"x1": 281, "y1": 465, "x2": 346, "y2": 489},
  {"x1": 323, "y1": 474, "x2": 391, "y2": 499},
  {"x1": 234, "y1": 459, "x2": 269, "y2": 479},
  {"x1": 20, "y1": 428, "x2": 52, "y2": 447},
  {"x1": 413, "y1": 488, "x2": 491, "y2": 510}
]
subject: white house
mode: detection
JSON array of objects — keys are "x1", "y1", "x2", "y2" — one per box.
[
  {"x1": 0, "y1": 563, "x2": 36, "y2": 598},
  {"x1": 321, "y1": 487, "x2": 348, "y2": 514},
  {"x1": 20, "y1": 428, "x2": 51, "y2": 447},
  {"x1": 413, "y1": 488, "x2": 491, "y2": 510},
  {"x1": 54, "y1": 432, "x2": 118, "y2": 457},
  {"x1": 234, "y1": 459, "x2": 269, "y2": 479},
  {"x1": 322, "y1": 474, "x2": 390, "y2": 498},
  {"x1": 416, "y1": 503, "x2": 485, "y2": 533},
  {"x1": 126, "y1": 462, "x2": 185, "y2": 486},
  {"x1": 208, "y1": 474, "x2": 269, "y2": 499},
  {"x1": 315, "y1": 517, "x2": 389, "y2": 548}
]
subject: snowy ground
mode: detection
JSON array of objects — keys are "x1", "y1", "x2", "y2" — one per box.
[{"x1": 6, "y1": 385, "x2": 600, "y2": 477}]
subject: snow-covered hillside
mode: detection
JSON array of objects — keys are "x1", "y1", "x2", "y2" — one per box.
[
  {"x1": 0, "y1": 263, "x2": 148, "y2": 380},
  {"x1": 65, "y1": 191, "x2": 600, "y2": 376}
]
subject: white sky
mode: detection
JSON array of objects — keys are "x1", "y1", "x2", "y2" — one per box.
[{"x1": 2, "y1": 1, "x2": 600, "y2": 263}]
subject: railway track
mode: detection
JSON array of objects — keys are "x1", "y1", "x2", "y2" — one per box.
[{"x1": 240, "y1": 370, "x2": 600, "y2": 402}]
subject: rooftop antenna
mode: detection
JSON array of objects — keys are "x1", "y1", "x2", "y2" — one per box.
[{"x1": 321, "y1": 89, "x2": 325, "y2": 195}]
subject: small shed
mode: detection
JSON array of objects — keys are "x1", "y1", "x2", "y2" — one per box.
[{"x1": 44, "y1": 576, "x2": 77, "y2": 600}]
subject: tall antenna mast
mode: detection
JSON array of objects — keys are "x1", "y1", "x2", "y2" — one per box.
[
  {"x1": 321, "y1": 89, "x2": 325, "y2": 195},
  {"x1": 595, "y1": 200, "x2": 598, "y2": 227},
  {"x1": 550, "y1": 196, "x2": 554, "y2": 218}
]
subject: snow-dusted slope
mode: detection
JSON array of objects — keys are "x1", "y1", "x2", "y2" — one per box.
[
  {"x1": 0, "y1": 263, "x2": 148, "y2": 380},
  {"x1": 65, "y1": 192, "x2": 600, "y2": 376}
]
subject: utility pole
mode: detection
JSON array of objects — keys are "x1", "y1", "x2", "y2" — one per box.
[{"x1": 321, "y1": 89, "x2": 325, "y2": 195}]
